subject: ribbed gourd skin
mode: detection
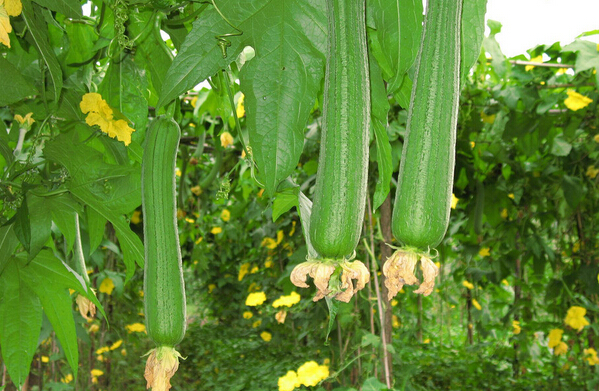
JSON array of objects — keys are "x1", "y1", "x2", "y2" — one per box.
[
  {"x1": 309, "y1": 0, "x2": 370, "y2": 259},
  {"x1": 142, "y1": 116, "x2": 186, "y2": 347},
  {"x1": 392, "y1": 0, "x2": 462, "y2": 250}
]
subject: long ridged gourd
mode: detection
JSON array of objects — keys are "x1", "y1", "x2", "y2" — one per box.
[
  {"x1": 142, "y1": 116, "x2": 186, "y2": 347},
  {"x1": 391, "y1": 0, "x2": 462, "y2": 250},
  {"x1": 309, "y1": 0, "x2": 370, "y2": 260}
]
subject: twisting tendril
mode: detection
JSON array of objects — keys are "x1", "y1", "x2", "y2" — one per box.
[
  {"x1": 114, "y1": 0, "x2": 133, "y2": 50},
  {"x1": 210, "y1": 0, "x2": 242, "y2": 58}
]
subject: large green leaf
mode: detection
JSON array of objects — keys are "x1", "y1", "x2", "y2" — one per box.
[
  {"x1": 64, "y1": 22, "x2": 98, "y2": 69},
  {"x1": 33, "y1": 0, "x2": 82, "y2": 18},
  {"x1": 99, "y1": 56, "x2": 149, "y2": 137},
  {"x1": 0, "y1": 260, "x2": 42, "y2": 389},
  {"x1": 21, "y1": 0, "x2": 63, "y2": 102},
  {"x1": 0, "y1": 224, "x2": 19, "y2": 275},
  {"x1": 368, "y1": 0, "x2": 423, "y2": 94},
  {"x1": 483, "y1": 20, "x2": 508, "y2": 79},
  {"x1": 461, "y1": 0, "x2": 488, "y2": 79},
  {"x1": 563, "y1": 39, "x2": 599, "y2": 86},
  {"x1": 86, "y1": 206, "x2": 107, "y2": 255},
  {"x1": 44, "y1": 130, "x2": 142, "y2": 215},
  {"x1": 369, "y1": 55, "x2": 392, "y2": 211},
  {"x1": 239, "y1": 0, "x2": 327, "y2": 196},
  {"x1": 0, "y1": 56, "x2": 37, "y2": 106}
]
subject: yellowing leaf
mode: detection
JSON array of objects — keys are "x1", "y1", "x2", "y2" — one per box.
[{"x1": 564, "y1": 90, "x2": 593, "y2": 111}]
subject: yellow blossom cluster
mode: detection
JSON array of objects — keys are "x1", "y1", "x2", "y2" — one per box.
[
  {"x1": 79, "y1": 93, "x2": 135, "y2": 146},
  {"x1": 462, "y1": 280, "x2": 474, "y2": 290},
  {"x1": 272, "y1": 292, "x2": 301, "y2": 308},
  {"x1": 278, "y1": 361, "x2": 329, "y2": 391},
  {"x1": 586, "y1": 166, "x2": 599, "y2": 179},
  {"x1": 262, "y1": 230, "x2": 285, "y2": 249},
  {"x1": 125, "y1": 323, "x2": 146, "y2": 333},
  {"x1": 564, "y1": 90, "x2": 593, "y2": 111},
  {"x1": 245, "y1": 291, "x2": 267, "y2": 306},
  {"x1": 238, "y1": 263, "x2": 251, "y2": 281},
  {"x1": 99, "y1": 277, "x2": 115, "y2": 295},
  {"x1": 236, "y1": 93, "x2": 245, "y2": 118},
  {"x1": 512, "y1": 320, "x2": 521, "y2": 335},
  {"x1": 221, "y1": 209, "x2": 231, "y2": 222},
  {"x1": 0, "y1": 0, "x2": 21, "y2": 48},
  {"x1": 471, "y1": 299, "x2": 482, "y2": 311},
  {"x1": 260, "y1": 331, "x2": 272, "y2": 342},
  {"x1": 547, "y1": 328, "x2": 567, "y2": 355},
  {"x1": 584, "y1": 348, "x2": 599, "y2": 365},
  {"x1": 564, "y1": 306, "x2": 589, "y2": 331}
]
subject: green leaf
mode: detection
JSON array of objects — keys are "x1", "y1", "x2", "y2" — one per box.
[
  {"x1": 21, "y1": 0, "x2": 63, "y2": 102},
  {"x1": 0, "y1": 224, "x2": 19, "y2": 275},
  {"x1": 483, "y1": 20, "x2": 508, "y2": 78},
  {"x1": 13, "y1": 199, "x2": 32, "y2": 254},
  {"x1": 0, "y1": 260, "x2": 43, "y2": 389},
  {"x1": 561, "y1": 175, "x2": 584, "y2": 209},
  {"x1": 324, "y1": 296, "x2": 338, "y2": 344},
  {"x1": 461, "y1": 0, "x2": 488, "y2": 78},
  {"x1": 272, "y1": 187, "x2": 300, "y2": 222},
  {"x1": 392, "y1": 72, "x2": 412, "y2": 109},
  {"x1": 44, "y1": 130, "x2": 142, "y2": 215},
  {"x1": 361, "y1": 377, "x2": 388, "y2": 391},
  {"x1": 370, "y1": 56, "x2": 392, "y2": 211},
  {"x1": 563, "y1": 39, "x2": 599, "y2": 86},
  {"x1": 86, "y1": 206, "x2": 107, "y2": 255},
  {"x1": 24, "y1": 250, "x2": 106, "y2": 320},
  {"x1": 239, "y1": 0, "x2": 326, "y2": 197},
  {"x1": 26, "y1": 194, "x2": 52, "y2": 260},
  {"x1": 64, "y1": 22, "x2": 98, "y2": 68},
  {"x1": 0, "y1": 56, "x2": 37, "y2": 106},
  {"x1": 99, "y1": 56, "x2": 149, "y2": 138},
  {"x1": 69, "y1": 186, "x2": 144, "y2": 281},
  {"x1": 550, "y1": 135, "x2": 572, "y2": 157},
  {"x1": 368, "y1": 0, "x2": 423, "y2": 94},
  {"x1": 33, "y1": 0, "x2": 82, "y2": 18}
]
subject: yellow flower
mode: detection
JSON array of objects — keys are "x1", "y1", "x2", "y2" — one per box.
[
  {"x1": 554, "y1": 341, "x2": 568, "y2": 356},
  {"x1": 264, "y1": 258, "x2": 274, "y2": 268},
  {"x1": 208, "y1": 283, "x2": 216, "y2": 293},
  {"x1": 14, "y1": 112, "x2": 35, "y2": 127},
  {"x1": 211, "y1": 226, "x2": 222, "y2": 234},
  {"x1": 278, "y1": 370, "x2": 300, "y2": 391},
  {"x1": 89, "y1": 323, "x2": 100, "y2": 333},
  {"x1": 594, "y1": 134, "x2": 599, "y2": 143},
  {"x1": 260, "y1": 331, "x2": 272, "y2": 342},
  {"x1": 191, "y1": 185, "x2": 202, "y2": 196},
  {"x1": 144, "y1": 346, "x2": 183, "y2": 391},
  {"x1": 508, "y1": 193, "x2": 515, "y2": 200},
  {"x1": 261, "y1": 237, "x2": 277, "y2": 249},
  {"x1": 564, "y1": 306, "x2": 589, "y2": 331},
  {"x1": 478, "y1": 247, "x2": 490, "y2": 257},
  {"x1": 572, "y1": 242, "x2": 580, "y2": 253},
  {"x1": 131, "y1": 210, "x2": 141, "y2": 224},
  {"x1": 238, "y1": 263, "x2": 251, "y2": 281},
  {"x1": 99, "y1": 277, "x2": 115, "y2": 295},
  {"x1": 80, "y1": 93, "x2": 135, "y2": 146},
  {"x1": 500, "y1": 208, "x2": 508, "y2": 219},
  {"x1": 176, "y1": 168, "x2": 182, "y2": 177},
  {"x1": 185, "y1": 217, "x2": 195, "y2": 224},
  {"x1": 525, "y1": 55, "x2": 543, "y2": 71},
  {"x1": 391, "y1": 299, "x2": 398, "y2": 307},
  {"x1": 41, "y1": 356, "x2": 49, "y2": 363},
  {"x1": 221, "y1": 209, "x2": 231, "y2": 222},
  {"x1": 501, "y1": 279, "x2": 509, "y2": 286},
  {"x1": 243, "y1": 311, "x2": 253, "y2": 319},
  {"x1": 450, "y1": 194, "x2": 459, "y2": 209},
  {"x1": 125, "y1": 323, "x2": 146, "y2": 333},
  {"x1": 272, "y1": 291, "x2": 301, "y2": 308},
  {"x1": 245, "y1": 291, "x2": 267, "y2": 306},
  {"x1": 586, "y1": 166, "x2": 599, "y2": 179},
  {"x1": 392, "y1": 315, "x2": 400, "y2": 328},
  {"x1": 121, "y1": 349, "x2": 127, "y2": 356},
  {"x1": 564, "y1": 90, "x2": 593, "y2": 111},
  {"x1": 96, "y1": 346, "x2": 110, "y2": 355},
  {"x1": 512, "y1": 320, "x2": 521, "y2": 335},
  {"x1": 583, "y1": 348, "x2": 599, "y2": 365},
  {"x1": 462, "y1": 280, "x2": 474, "y2": 290},
  {"x1": 289, "y1": 221, "x2": 296, "y2": 236},
  {"x1": 195, "y1": 236, "x2": 203, "y2": 245},
  {"x1": 470, "y1": 141, "x2": 476, "y2": 149},
  {"x1": 236, "y1": 93, "x2": 245, "y2": 118},
  {"x1": 297, "y1": 361, "x2": 329, "y2": 387},
  {"x1": 252, "y1": 320, "x2": 262, "y2": 328},
  {"x1": 91, "y1": 369, "x2": 104, "y2": 377},
  {"x1": 423, "y1": 338, "x2": 430, "y2": 344},
  {"x1": 480, "y1": 111, "x2": 496, "y2": 124},
  {"x1": 556, "y1": 67, "x2": 569, "y2": 75},
  {"x1": 61, "y1": 374, "x2": 73, "y2": 384},
  {"x1": 250, "y1": 265, "x2": 259, "y2": 274},
  {"x1": 220, "y1": 131, "x2": 234, "y2": 148},
  {"x1": 0, "y1": 0, "x2": 22, "y2": 48},
  {"x1": 110, "y1": 340, "x2": 123, "y2": 350},
  {"x1": 472, "y1": 299, "x2": 482, "y2": 310}
]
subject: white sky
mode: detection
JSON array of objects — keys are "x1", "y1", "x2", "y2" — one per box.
[{"x1": 485, "y1": 0, "x2": 599, "y2": 57}]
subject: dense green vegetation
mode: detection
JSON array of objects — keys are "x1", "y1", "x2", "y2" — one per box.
[{"x1": 1, "y1": 0, "x2": 598, "y2": 390}]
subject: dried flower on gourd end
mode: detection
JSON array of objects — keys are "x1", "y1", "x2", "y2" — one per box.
[
  {"x1": 291, "y1": 259, "x2": 369, "y2": 302},
  {"x1": 383, "y1": 249, "x2": 438, "y2": 299},
  {"x1": 291, "y1": 260, "x2": 335, "y2": 301},
  {"x1": 76, "y1": 294, "x2": 97, "y2": 321},
  {"x1": 144, "y1": 346, "x2": 183, "y2": 391},
  {"x1": 335, "y1": 260, "x2": 370, "y2": 303}
]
